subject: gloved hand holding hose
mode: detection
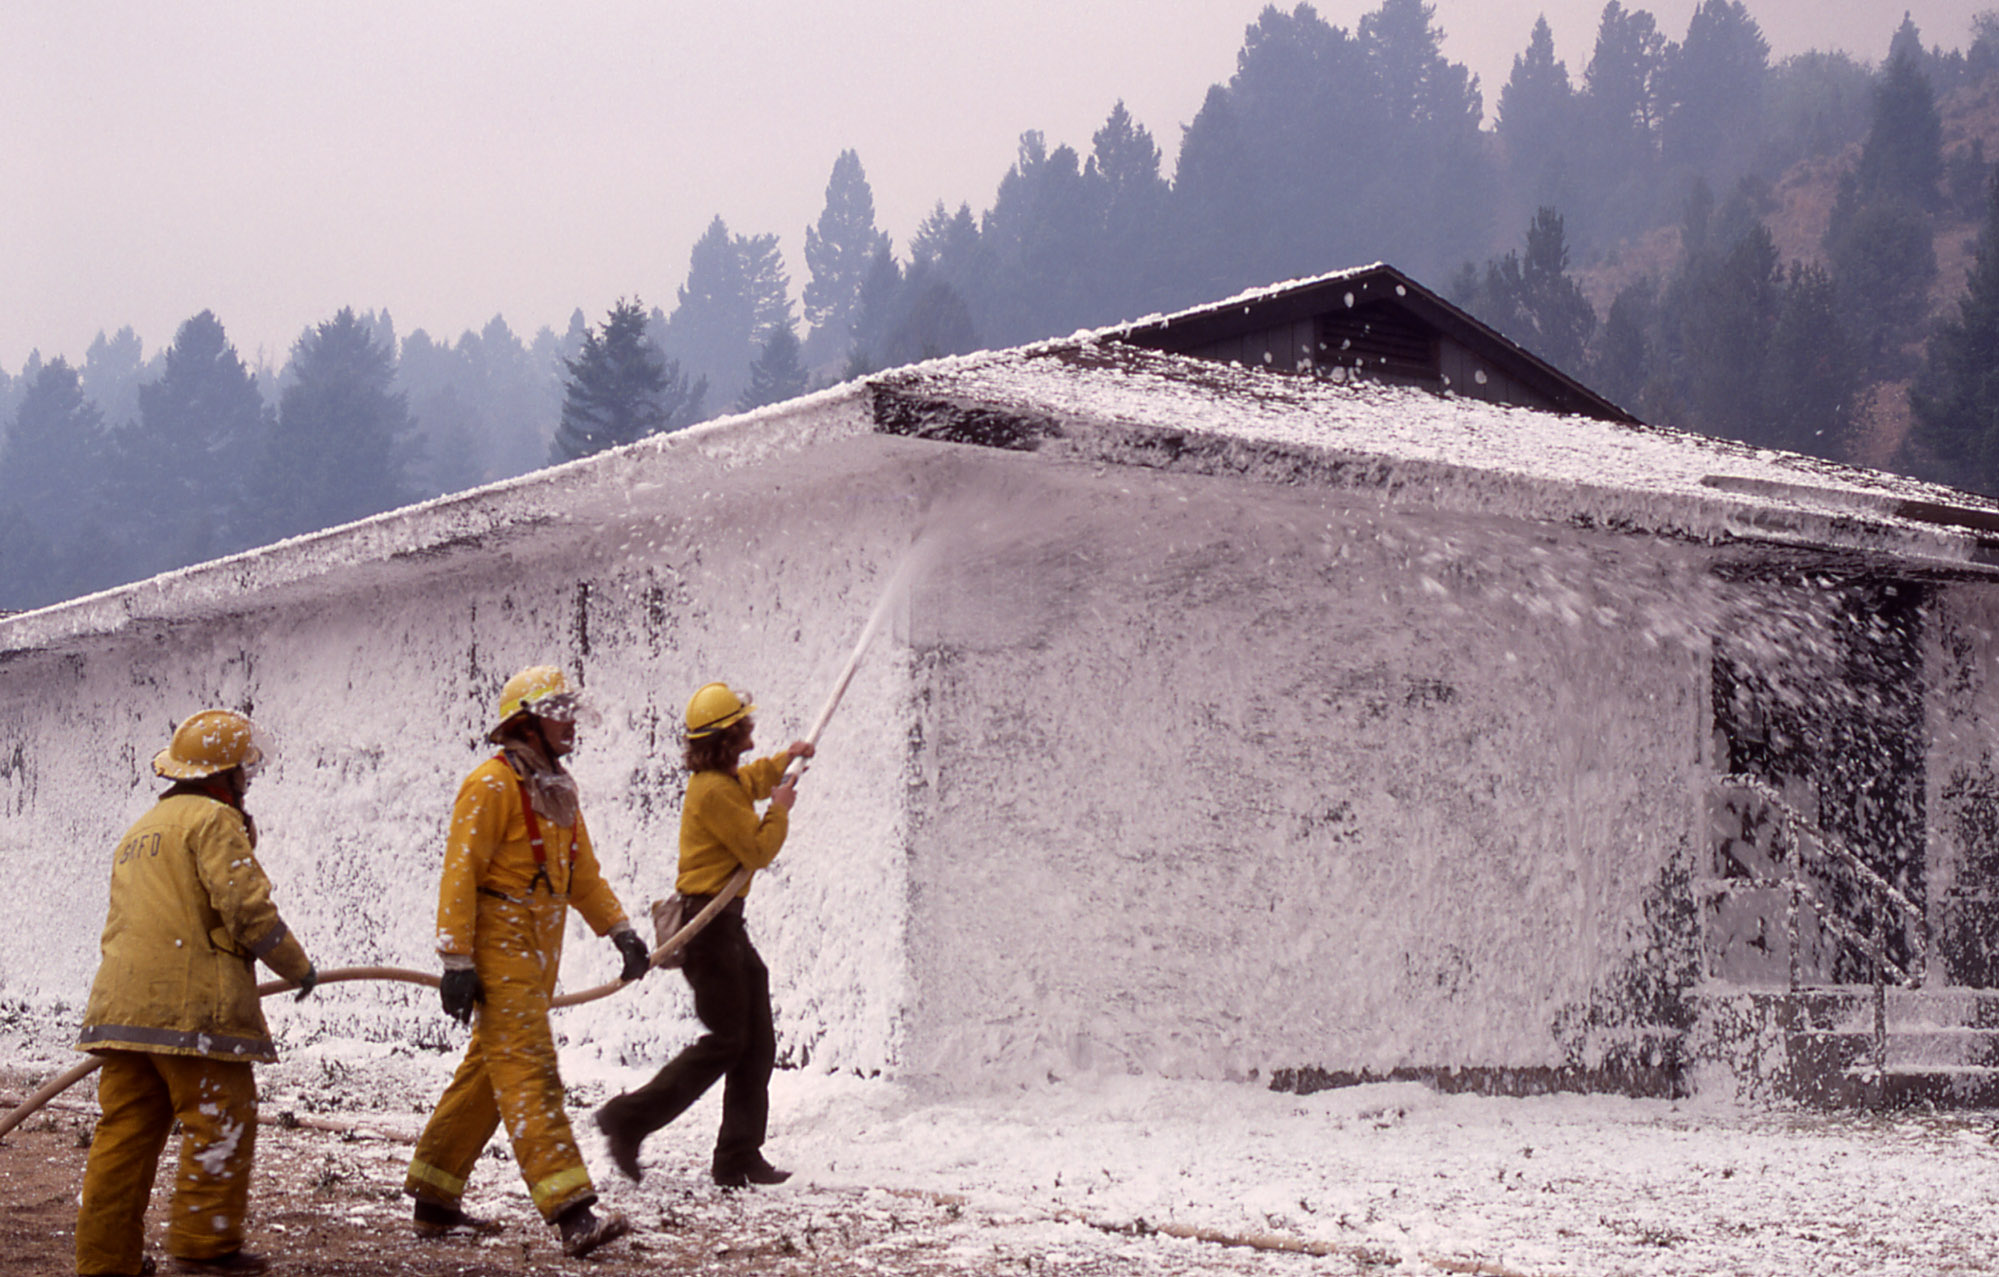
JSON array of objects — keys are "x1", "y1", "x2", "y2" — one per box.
[{"x1": 613, "y1": 928, "x2": 651, "y2": 983}]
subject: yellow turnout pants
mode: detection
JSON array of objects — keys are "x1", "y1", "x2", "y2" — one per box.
[
  {"x1": 405, "y1": 892, "x2": 594, "y2": 1222},
  {"x1": 75, "y1": 1050, "x2": 258, "y2": 1275}
]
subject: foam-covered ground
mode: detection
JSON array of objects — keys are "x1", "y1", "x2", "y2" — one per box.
[{"x1": 8, "y1": 1023, "x2": 1997, "y2": 1276}]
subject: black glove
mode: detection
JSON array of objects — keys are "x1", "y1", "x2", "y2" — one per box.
[
  {"x1": 293, "y1": 965, "x2": 318, "y2": 1002},
  {"x1": 614, "y1": 929, "x2": 652, "y2": 983},
  {"x1": 440, "y1": 968, "x2": 484, "y2": 1025}
]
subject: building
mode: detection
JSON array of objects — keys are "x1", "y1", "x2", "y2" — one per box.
[{"x1": 5, "y1": 265, "x2": 1998, "y2": 1105}]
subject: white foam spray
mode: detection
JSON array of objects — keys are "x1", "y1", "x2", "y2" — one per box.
[{"x1": 788, "y1": 531, "x2": 944, "y2": 781}]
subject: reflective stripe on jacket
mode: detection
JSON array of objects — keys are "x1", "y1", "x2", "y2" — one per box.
[
  {"x1": 434, "y1": 756, "x2": 627, "y2": 958},
  {"x1": 675, "y1": 753, "x2": 790, "y2": 897},
  {"x1": 77, "y1": 793, "x2": 312, "y2": 1063}
]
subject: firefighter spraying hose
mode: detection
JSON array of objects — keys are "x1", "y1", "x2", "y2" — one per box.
[{"x1": 0, "y1": 536, "x2": 933, "y2": 1166}]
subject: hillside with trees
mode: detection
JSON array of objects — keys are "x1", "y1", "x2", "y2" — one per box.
[{"x1": 4, "y1": 0, "x2": 1997, "y2": 611}]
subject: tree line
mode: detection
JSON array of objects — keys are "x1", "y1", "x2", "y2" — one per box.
[
  {"x1": 4, "y1": 0, "x2": 1995, "y2": 611},
  {"x1": 1451, "y1": 12, "x2": 1996, "y2": 470}
]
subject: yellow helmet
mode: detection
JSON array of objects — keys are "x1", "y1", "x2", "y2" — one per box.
[
  {"x1": 153, "y1": 709, "x2": 263, "y2": 780},
  {"x1": 489, "y1": 665, "x2": 578, "y2": 741},
  {"x1": 685, "y1": 682, "x2": 754, "y2": 739}
]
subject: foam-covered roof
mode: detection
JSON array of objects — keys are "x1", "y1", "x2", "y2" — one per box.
[
  {"x1": 875, "y1": 338, "x2": 1999, "y2": 574},
  {"x1": 9, "y1": 274, "x2": 1999, "y2": 653}
]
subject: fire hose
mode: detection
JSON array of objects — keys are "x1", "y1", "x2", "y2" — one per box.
[
  {"x1": 0, "y1": 539, "x2": 928, "y2": 1145},
  {"x1": 0, "y1": 889, "x2": 742, "y2": 1143}
]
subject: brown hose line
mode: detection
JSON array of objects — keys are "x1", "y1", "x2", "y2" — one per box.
[{"x1": 0, "y1": 868, "x2": 752, "y2": 1143}]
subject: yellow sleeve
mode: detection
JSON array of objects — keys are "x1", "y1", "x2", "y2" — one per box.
[
  {"x1": 565, "y1": 816, "x2": 629, "y2": 937},
  {"x1": 738, "y1": 752, "x2": 792, "y2": 802},
  {"x1": 436, "y1": 766, "x2": 507, "y2": 957},
  {"x1": 191, "y1": 805, "x2": 313, "y2": 984},
  {"x1": 695, "y1": 775, "x2": 789, "y2": 872}
]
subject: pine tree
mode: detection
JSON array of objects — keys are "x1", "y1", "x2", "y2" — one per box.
[
  {"x1": 846, "y1": 245, "x2": 904, "y2": 378},
  {"x1": 256, "y1": 308, "x2": 419, "y2": 539},
  {"x1": 1082, "y1": 102, "x2": 1171, "y2": 323},
  {"x1": 1854, "y1": 26, "x2": 1945, "y2": 209},
  {"x1": 1676, "y1": 207, "x2": 1782, "y2": 442},
  {"x1": 1905, "y1": 168, "x2": 1999, "y2": 493},
  {"x1": 1588, "y1": 278, "x2": 1657, "y2": 412},
  {"x1": 1760, "y1": 50, "x2": 1874, "y2": 174},
  {"x1": 117, "y1": 310, "x2": 273, "y2": 572},
  {"x1": 0, "y1": 357, "x2": 119, "y2": 601},
  {"x1": 736, "y1": 323, "x2": 810, "y2": 413},
  {"x1": 663, "y1": 217, "x2": 793, "y2": 414},
  {"x1": 1168, "y1": 84, "x2": 1259, "y2": 301},
  {"x1": 553, "y1": 298, "x2": 702, "y2": 462},
  {"x1": 910, "y1": 200, "x2": 984, "y2": 297},
  {"x1": 1658, "y1": 0, "x2": 1770, "y2": 186},
  {"x1": 0, "y1": 505, "x2": 57, "y2": 611},
  {"x1": 0, "y1": 358, "x2": 109, "y2": 545},
  {"x1": 401, "y1": 315, "x2": 557, "y2": 493},
  {"x1": 1760, "y1": 262, "x2": 1857, "y2": 458},
  {"x1": 802, "y1": 151, "x2": 891, "y2": 369},
  {"x1": 1576, "y1": 1, "x2": 1668, "y2": 239},
  {"x1": 1458, "y1": 208, "x2": 1595, "y2": 375},
  {"x1": 81, "y1": 327, "x2": 157, "y2": 433},
  {"x1": 1497, "y1": 16, "x2": 1577, "y2": 213},
  {"x1": 1827, "y1": 193, "x2": 1936, "y2": 378},
  {"x1": 1356, "y1": 0, "x2": 1491, "y2": 272},
  {"x1": 1517, "y1": 208, "x2": 1597, "y2": 373},
  {"x1": 1172, "y1": 6, "x2": 1384, "y2": 292},
  {"x1": 976, "y1": 132, "x2": 1095, "y2": 345}
]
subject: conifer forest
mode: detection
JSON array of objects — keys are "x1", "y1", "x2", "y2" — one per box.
[{"x1": 4, "y1": 0, "x2": 1997, "y2": 611}]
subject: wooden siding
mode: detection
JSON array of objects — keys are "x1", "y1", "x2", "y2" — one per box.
[
  {"x1": 1178, "y1": 320, "x2": 1569, "y2": 414},
  {"x1": 1439, "y1": 337, "x2": 1540, "y2": 409}
]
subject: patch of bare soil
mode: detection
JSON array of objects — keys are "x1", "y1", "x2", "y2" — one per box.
[{"x1": 0, "y1": 1072, "x2": 1358, "y2": 1277}]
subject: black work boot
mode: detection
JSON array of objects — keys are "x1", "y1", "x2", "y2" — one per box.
[
  {"x1": 593, "y1": 1103, "x2": 644, "y2": 1183},
  {"x1": 554, "y1": 1201, "x2": 631, "y2": 1259},
  {"x1": 412, "y1": 1198, "x2": 505, "y2": 1239},
  {"x1": 712, "y1": 1153, "x2": 791, "y2": 1189}
]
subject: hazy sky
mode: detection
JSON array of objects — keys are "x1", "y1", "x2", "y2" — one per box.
[{"x1": 0, "y1": 0, "x2": 1983, "y2": 377}]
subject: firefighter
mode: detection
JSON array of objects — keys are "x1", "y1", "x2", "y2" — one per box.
[
  {"x1": 403, "y1": 666, "x2": 647, "y2": 1259},
  {"x1": 593, "y1": 682, "x2": 812, "y2": 1189},
  {"x1": 74, "y1": 709, "x2": 317, "y2": 1277}
]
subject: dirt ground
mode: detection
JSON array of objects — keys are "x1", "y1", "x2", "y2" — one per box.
[{"x1": 0, "y1": 1070, "x2": 1359, "y2": 1277}]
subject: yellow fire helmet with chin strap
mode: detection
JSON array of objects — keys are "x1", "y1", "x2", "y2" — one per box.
[
  {"x1": 685, "y1": 682, "x2": 754, "y2": 739},
  {"x1": 488, "y1": 665, "x2": 583, "y2": 742},
  {"x1": 152, "y1": 708, "x2": 266, "y2": 780}
]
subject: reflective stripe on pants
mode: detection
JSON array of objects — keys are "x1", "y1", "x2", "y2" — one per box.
[{"x1": 406, "y1": 891, "x2": 595, "y2": 1222}]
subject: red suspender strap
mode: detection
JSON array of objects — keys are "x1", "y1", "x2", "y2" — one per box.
[{"x1": 501, "y1": 755, "x2": 574, "y2": 894}]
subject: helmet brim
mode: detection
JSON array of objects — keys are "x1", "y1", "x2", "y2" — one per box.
[
  {"x1": 686, "y1": 703, "x2": 755, "y2": 739},
  {"x1": 152, "y1": 743, "x2": 263, "y2": 780}
]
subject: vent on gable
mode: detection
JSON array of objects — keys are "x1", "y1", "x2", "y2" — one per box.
[{"x1": 1315, "y1": 304, "x2": 1437, "y2": 382}]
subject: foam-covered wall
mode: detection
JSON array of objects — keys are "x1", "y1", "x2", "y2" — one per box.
[
  {"x1": 899, "y1": 453, "x2": 1710, "y2": 1088},
  {"x1": 1926, "y1": 582, "x2": 1999, "y2": 987},
  {"x1": 0, "y1": 426, "x2": 926, "y2": 1079}
]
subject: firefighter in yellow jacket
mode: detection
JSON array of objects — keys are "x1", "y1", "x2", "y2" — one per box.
[
  {"x1": 75, "y1": 709, "x2": 317, "y2": 1277},
  {"x1": 594, "y1": 682, "x2": 812, "y2": 1189},
  {"x1": 403, "y1": 666, "x2": 647, "y2": 1259}
]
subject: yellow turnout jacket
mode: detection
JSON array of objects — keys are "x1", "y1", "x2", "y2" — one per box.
[
  {"x1": 675, "y1": 752, "x2": 792, "y2": 897},
  {"x1": 77, "y1": 792, "x2": 313, "y2": 1063},
  {"x1": 434, "y1": 755, "x2": 627, "y2": 959}
]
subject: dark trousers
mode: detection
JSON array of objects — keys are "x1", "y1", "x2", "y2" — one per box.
[{"x1": 607, "y1": 906, "x2": 775, "y2": 1170}]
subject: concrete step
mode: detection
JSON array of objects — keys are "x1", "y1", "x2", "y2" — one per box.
[
  {"x1": 1699, "y1": 984, "x2": 1999, "y2": 1108},
  {"x1": 1737, "y1": 986, "x2": 1999, "y2": 1033},
  {"x1": 1797, "y1": 1027, "x2": 1999, "y2": 1070},
  {"x1": 1845, "y1": 1066, "x2": 1999, "y2": 1109}
]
